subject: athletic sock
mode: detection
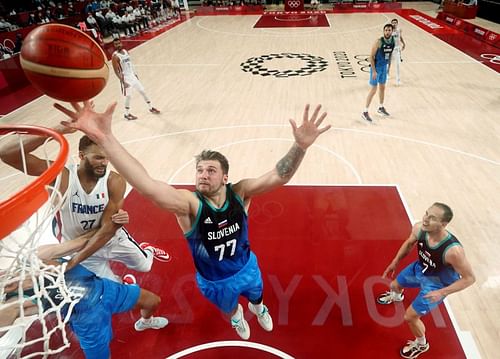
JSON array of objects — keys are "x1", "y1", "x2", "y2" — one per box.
[
  {"x1": 416, "y1": 336, "x2": 427, "y2": 346},
  {"x1": 252, "y1": 302, "x2": 264, "y2": 314},
  {"x1": 231, "y1": 306, "x2": 242, "y2": 322}
]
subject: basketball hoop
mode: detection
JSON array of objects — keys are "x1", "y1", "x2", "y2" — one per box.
[
  {"x1": 0, "y1": 125, "x2": 68, "y2": 240},
  {"x1": 0, "y1": 125, "x2": 77, "y2": 359}
]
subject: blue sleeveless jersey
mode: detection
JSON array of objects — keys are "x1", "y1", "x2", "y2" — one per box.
[
  {"x1": 374, "y1": 36, "x2": 395, "y2": 69},
  {"x1": 185, "y1": 184, "x2": 251, "y2": 281}
]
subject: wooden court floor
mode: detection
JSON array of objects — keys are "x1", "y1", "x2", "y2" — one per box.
[{"x1": 0, "y1": 2, "x2": 499, "y2": 358}]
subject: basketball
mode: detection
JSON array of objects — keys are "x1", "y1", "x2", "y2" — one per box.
[{"x1": 20, "y1": 23, "x2": 109, "y2": 102}]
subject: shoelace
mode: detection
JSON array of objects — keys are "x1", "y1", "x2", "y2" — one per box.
[{"x1": 231, "y1": 319, "x2": 244, "y2": 330}]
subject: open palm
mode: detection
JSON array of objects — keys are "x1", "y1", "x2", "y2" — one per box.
[{"x1": 290, "y1": 104, "x2": 331, "y2": 150}]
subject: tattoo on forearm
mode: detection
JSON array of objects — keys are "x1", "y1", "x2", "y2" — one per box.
[{"x1": 276, "y1": 143, "x2": 306, "y2": 179}]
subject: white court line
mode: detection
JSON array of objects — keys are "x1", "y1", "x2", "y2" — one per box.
[
  {"x1": 133, "y1": 63, "x2": 221, "y2": 67},
  {"x1": 334, "y1": 127, "x2": 500, "y2": 166},
  {"x1": 395, "y1": 185, "x2": 481, "y2": 359},
  {"x1": 120, "y1": 124, "x2": 500, "y2": 167},
  {"x1": 400, "y1": 15, "x2": 500, "y2": 75},
  {"x1": 195, "y1": 13, "x2": 391, "y2": 37},
  {"x1": 408, "y1": 60, "x2": 480, "y2": 64},
  {"x1": 166, "y1": 137, "x2": 362, "y2": 184},
  {"x1": 165, "y1": 340, "x2": 294, "y2": 359}
]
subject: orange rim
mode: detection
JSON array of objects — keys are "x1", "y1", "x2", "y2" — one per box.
[{"x1": 0, "y1": 125, "x2": 69, "y2": 240}]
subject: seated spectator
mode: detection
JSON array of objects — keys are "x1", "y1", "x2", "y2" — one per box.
[
  {"x1": 38, "y1": 10, "x2": 50, "y2": 24},
  {"x1": 111, "y1": 12, "x2": 129, "y2": 37},
  {"x1": 172, "y1": 0, "x2": 181, "y2": 17},
  {"x1": 45, "y1": 9, "x2": 54, "y2": 22},
  {"x1": 86, "y1": 12, "x2": 99, "y2": 30},
  {"x1": 310, "y1": 0, "x2": 319, "y2": 10},
  {"x1": 133, "y1": 5, "x2": 149, "y2": 29},
  {"x1": 27, "y1": 13, "x2": 37, "y2": 26},
  {"x1": 0, "y1": 17, "x2": 15, "y2": 31},
  {"x1": 68, "y1": 3, "x2": 77, "y2": 16},
  {"x1": 95, "y1": 10, "x2": 110, "y2": 35},
  {"x1": 55, "y1": 3, "x2": 66, "y2": 19}
]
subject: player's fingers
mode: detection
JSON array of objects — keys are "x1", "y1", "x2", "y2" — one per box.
[
  {"x1": 318, "y1": 124, "x2": 332, "y2": 135},
  {"x1": 310, "y1": 104, "x2": 322, "y2": 122},
  {"x1": 314, "y1": 111, "x2": 327, "y2": 127},
  {"x1": 54, "y1": 103, "x2": 76, "y2": 119},
  {"x1": 104, "y1": 102, "x2": 118, "y2": 116},
  {"x1": 70, "y1": 102, "x2": 83, "y2": 112},
  {"x1": 289, "y1": 119, "x2": 298, "y2": 132},
  {"x1": 60, "y1": 120, "x2": 77, "y2": 129},
  {"x1": 302, "y1": 104, "x2": 310, "y2": 123}
]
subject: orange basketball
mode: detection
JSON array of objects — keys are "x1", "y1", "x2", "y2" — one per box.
[{"x1": 20, "y1": 23, "x2": 109, "y2": 102}]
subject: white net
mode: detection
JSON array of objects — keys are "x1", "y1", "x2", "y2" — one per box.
[{"x1": 0, "y1": 129, "x2": 80, "y2": 359}]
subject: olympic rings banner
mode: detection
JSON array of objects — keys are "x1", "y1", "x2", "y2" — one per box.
[{"x1": 285, "y1": 0, "x2": 304, "y2": 11}]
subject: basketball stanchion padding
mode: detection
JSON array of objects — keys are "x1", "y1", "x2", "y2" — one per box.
[{"x1": 20, "y1": 23, "x2": 109, "y2": 102}]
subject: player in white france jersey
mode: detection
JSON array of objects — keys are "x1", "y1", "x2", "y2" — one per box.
[{"x1": 0, "y1": 126, "x2": 170, "y2": 282}]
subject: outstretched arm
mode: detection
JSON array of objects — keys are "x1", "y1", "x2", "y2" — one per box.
[
  {"x1": 382, "y1": 223, "x2": 420, "y2": 278},
  {"x1": 0, "y1": 124, "x2": 74, "y2": 176},
  {"x1": 56, "y1": 101, "x2": 194, "y2": 216},
  {"x1": 36, "y1": 232, "x2": 94, "y2": 261},
  {"x1": 233, "y1": 104, "x2": 330, "y2": 200}
]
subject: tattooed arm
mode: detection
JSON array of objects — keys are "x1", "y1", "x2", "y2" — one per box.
[{"x1": 233, "y1": 104, "x2": 330, "y2": 201}]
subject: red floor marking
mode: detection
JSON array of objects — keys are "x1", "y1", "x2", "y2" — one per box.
[
  {"x1": 254, "y1": 13, "x2": 329, "y2": 28},
  {"x1": 103, "y1": 185, "x2": 465, "y2": 358},
  {"x1": 23, "y1": 186, "x2": 466, "y2": 358},
  {"x1": 332, "y1": 2, "x2": 401, "y2": 13},
  {"x1": 397, "y1": 9, "x2": 500, "y2": 73}
]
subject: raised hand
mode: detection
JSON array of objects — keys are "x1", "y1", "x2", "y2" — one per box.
[
  {"x1": 289, "y1": 104, "x2": 331, "y2": 150},
  {"x1": 54, "y1": 101, "x2": 117, "y2": 144}
]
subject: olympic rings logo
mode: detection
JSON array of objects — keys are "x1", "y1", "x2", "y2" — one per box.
[
  {"x1": 287, "y1": 0, "x2": 301, "y2": 8},
  {"x1": 241, "y1": 52, "x2": 328, "y2": 78},
  {"x1": 251, "y1": 201, "x2": 285, "y2": 225},
  {"x1": 480, "y1": 53, "x2": 500, "y2": 65}
]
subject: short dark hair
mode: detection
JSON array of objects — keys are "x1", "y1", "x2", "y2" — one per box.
[
  {"x1": 432, "y1": 202, "x2": 454, "y2": 223},
  {"x1": 384, "y1": 24, "x2": 394, "y2": 30},
  {"x1": 391, "y1": 18, "x2": 398, "y2": 23},
  {"x1": 195, "y1": 150, "x2": 229, "y2": 174},
  {"x1": 79, "y1": 135, "x2": 97, "y2": 152}
]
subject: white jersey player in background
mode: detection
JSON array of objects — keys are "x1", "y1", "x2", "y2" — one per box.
[
  {"x1": 389, "y1": 18, "x2": 406, "y2": 86},
  {"x1": 0, "y1": 126, "x2": 170, "y2": 282},
  {"x1": 112, "y1": 38, "x2": 161, "y2": 121}
]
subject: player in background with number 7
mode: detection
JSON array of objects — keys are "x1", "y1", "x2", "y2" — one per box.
[
  {"x1": 377, "y1": 202, "x2": 475, "y2": 359},
  {"x1": 56, "y1": 101, "x2": 331, "y2": 340}
]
